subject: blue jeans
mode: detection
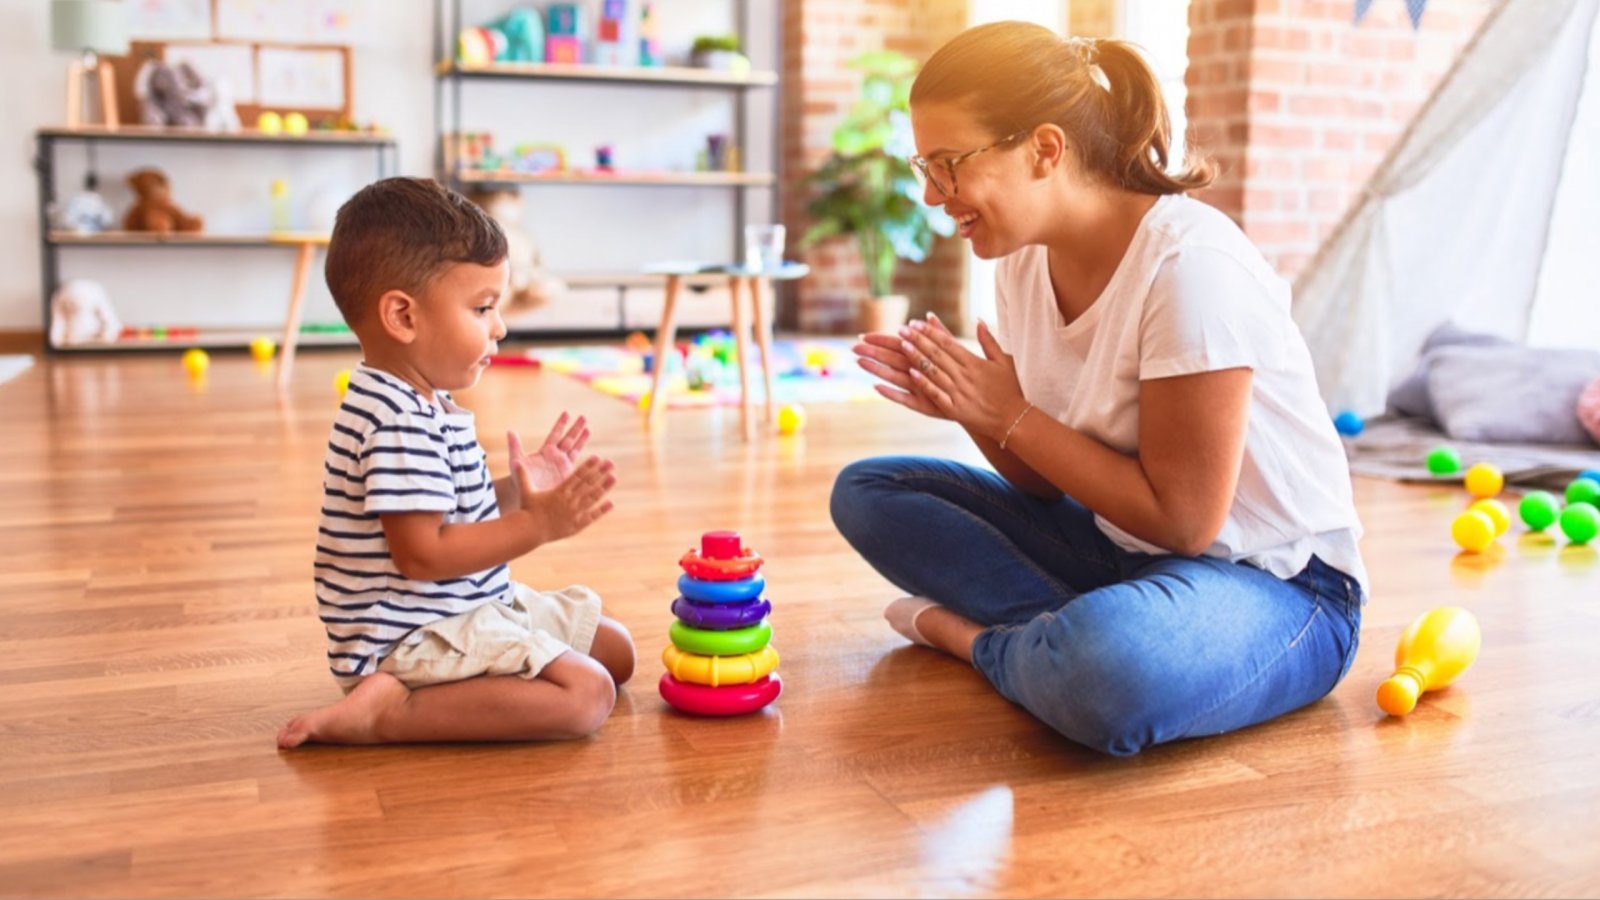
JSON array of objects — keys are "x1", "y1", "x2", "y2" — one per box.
[{"x1": 831, "y1": 456, "x2": 1363, "y2": 757}]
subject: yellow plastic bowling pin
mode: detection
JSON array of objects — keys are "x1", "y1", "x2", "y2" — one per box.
[{"x1": 1377, "y1": 607, "x2": 1481, "y2": 716}]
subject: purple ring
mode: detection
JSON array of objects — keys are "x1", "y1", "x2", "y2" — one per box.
[{"x1": 671, "y1": 595, "x2": 771, "y2": 631}]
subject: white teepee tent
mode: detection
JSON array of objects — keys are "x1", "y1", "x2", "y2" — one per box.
[{"x1": 1292, "y1": 0, "x2": 1600, "y2": 416}]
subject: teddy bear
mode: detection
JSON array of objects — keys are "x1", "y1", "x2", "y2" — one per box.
[
  {"x1": 123, "y1": 168, "x2": 204, "y2": 233},
  {"x1": 465, "y1": 187, "x2": 563, "y2": 314},
  {"x1": 49, "y1": 279, "x2": 121, "y2": 347}
]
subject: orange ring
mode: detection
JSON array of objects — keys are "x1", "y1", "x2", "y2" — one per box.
[{"x1": 679, "y1": 547, "x2": 764, "y2": 581}]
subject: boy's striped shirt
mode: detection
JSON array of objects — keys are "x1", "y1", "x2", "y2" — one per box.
[{"x1": 315, "y1": 364, "x2": 510, "y2": 689}]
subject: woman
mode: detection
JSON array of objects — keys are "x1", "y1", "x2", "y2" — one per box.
[{"x1": 831, "y1": 22, "x2": 1366, "y2": 756}]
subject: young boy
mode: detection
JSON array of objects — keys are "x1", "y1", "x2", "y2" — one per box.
[{"x1": 277, "y1": 177, "x2": 633, "y2": 749}]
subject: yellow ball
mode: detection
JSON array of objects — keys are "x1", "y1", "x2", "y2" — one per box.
[
  {"x1": 777, "y1": 403, "x2": 807, "y2": 435},
  {"x1": 249, "y1": 336, "x2": 277, "y2": 363},
  {"x1": 284, "y1": 111, "x2": 309, "y2": 136},
  {"x1": 1468, "y1": 498, "x2": 1511, "y2": 537},
  {"x1": 1464, "y1": 462, "x2": 1504, "y2": 499},
  {"x1": 181, "y1": 348, "x2": 209, "y2": 377},
  {"x1": 1451, "y1": 509, "x2": 1497, "y2": 553},
  {"x1": 334, "y1": 368, "x2": 351, "y2": 399},
  {"x1": 257, "y1": 111, "x2": 283, "y2": 135}
]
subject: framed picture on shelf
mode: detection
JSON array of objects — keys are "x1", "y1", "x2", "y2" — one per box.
[{"x1": 110, "y1": 39, "x2": 352, "y2": 129}]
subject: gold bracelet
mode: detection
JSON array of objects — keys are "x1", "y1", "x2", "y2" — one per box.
[{"x1": 998, "y1": 403, "x2": 1034, "y2": 451}]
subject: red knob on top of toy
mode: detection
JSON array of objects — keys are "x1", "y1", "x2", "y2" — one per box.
[{"x1": 701, "y1": 530, "x2": 744, "y2": 560}]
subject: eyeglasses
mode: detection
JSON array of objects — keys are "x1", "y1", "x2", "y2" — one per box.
[{"x1": 909, "y1": 129, "x2": 1031, "y2": 197}]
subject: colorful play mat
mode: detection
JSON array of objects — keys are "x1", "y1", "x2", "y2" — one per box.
[{"x1": 522, "y1": 335, "x2": 880, "y2": 409}]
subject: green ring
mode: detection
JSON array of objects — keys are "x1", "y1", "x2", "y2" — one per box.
[{"x1": 669, "y1": 620, "x2": 771, "y2": 657}]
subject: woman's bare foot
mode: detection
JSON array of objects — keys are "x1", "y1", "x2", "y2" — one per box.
[{"x1": 277, "y1": 672, "x2": 411, "y2": 749}]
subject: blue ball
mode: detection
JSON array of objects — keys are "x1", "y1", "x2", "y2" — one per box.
[
  {"x1": 1333, "y1": 410, "x2": 1365, "y2": 437},
  {"x1": 1583, "y1": 468, "x2": 1600, "y2": 485}
]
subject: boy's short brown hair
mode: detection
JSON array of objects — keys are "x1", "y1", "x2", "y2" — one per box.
[{"x1": 325, "y1": 177, "x2": 508, "y2": 325}]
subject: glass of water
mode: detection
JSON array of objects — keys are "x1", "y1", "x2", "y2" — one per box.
[{"x1": 744, "y1": 224, "x2": 786, "y2": 272}]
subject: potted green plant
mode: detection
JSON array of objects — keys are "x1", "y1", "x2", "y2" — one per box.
[
  {"x1": 800, "y1": 50, "x2": 955, "y2": 332},
  {"x1": 690, "y1": 34, "x2": 747, "y2": 72}
]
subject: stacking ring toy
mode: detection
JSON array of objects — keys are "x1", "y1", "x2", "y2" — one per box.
[
  {"x1": 678, "y1": 572, "x2": 764, "y2": 603},
  {"x1": 661, "y1": 644, "x2": 779, "y2": 686},
  {"x1": 672, "y1": 595, "x2": 771, "y2": 630},
  {"x1": 679, "y1": 547, "x2": 764, "y2": 581},
  {"x1": 659, "y1": 673, "x2": 782, "y2": 716},
  {"x1": 670, "y1": 620, "x2": 771, "y2": 657}
]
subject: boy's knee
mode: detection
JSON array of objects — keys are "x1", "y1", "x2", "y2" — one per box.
[
  {"x1": 558, "y1": 667, "x2": 617, "y2": 739},
  {"x1": 593, "y1": 618, "x2": 636, "y2": 686}
]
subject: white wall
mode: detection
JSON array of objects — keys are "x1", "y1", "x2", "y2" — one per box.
[{"x1": 1, "y1": 0, "x2": 773, "y2": 333}]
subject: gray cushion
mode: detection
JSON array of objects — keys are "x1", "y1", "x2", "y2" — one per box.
[
  {"x1": 1426, "y1": 345, "x2": 1600, "y2": 444},
  {"x1": 1388, "y1": 322, "x2": 1513, "y2": 422}
]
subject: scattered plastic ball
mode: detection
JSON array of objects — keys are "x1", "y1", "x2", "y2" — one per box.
[
  {"x1": 1333, "y1": 410, "x2": 1364, "y2": 437},
  {"x1": 777, "y1": 403, "x2": 807, "y2": 435},
  {"x1": 1566, "y1": 477, "x2": 1600, "y2": 509},
  {"x1": 1560, "y1": 503, "x2": 1600, "y2": 545},
  {"x1": 181, "y1": 348, "x2": 209, "y2": 378},
  {"x1": 257, "y1": 111, "x2": 283, "y2": 135},
  {"x1": 637, "y1": 391, "x2": 652, "y2": 411},
  {"x1": 1519, "y1": 491, "x2": 1561, "y2": 532},
  {"x1": 334, "y1": 368, "x2": 351, "y2": 400},
  {"x1": 284, "y1": 111, "x2": 309, "y2": 136},
  {"x1": 1426, "y1": 446, "x2": 1462, "y2": 476},
  {"x1": 1469, "y1": 498, "x2": 1511, "y2": 537},
  {"x1": 1582, "y1": 468, "x2": 1600, "y2": 485},
  {"x1": 625, "y1": 330, "x2": 651, "y2": 353},
  {"x1": 1451, "y1": 509, "x2": 1497, "y2": 552},
  {"x1": 249, "y1": 336, "x2": 277, "y2": 363},
  {"x1": 1463, "y1": 462, "x2": 1504, "y2": 499}
]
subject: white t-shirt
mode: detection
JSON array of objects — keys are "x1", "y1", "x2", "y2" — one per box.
[{"x1": 994, "y1": 194, "x2": 1368, "y2": 591}]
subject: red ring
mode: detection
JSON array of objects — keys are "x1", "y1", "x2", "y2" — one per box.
[
  {"x1": 679, "y1": 547, "x2": 764, "y2": 581},
  {"x1": 659, "y1": 673, "x2": 782, "y2": 716}
]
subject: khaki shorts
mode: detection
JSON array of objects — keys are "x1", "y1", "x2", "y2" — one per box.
[{"x1": 371, "y1": 582, "x2": 602, "y2": 691}]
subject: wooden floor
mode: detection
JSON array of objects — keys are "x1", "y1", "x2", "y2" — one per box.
[{"x1": 2, "y1": 349, "x2": 1598, "y2": 898}]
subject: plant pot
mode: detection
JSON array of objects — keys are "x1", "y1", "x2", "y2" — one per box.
[
  {"x1": 857, "y1": 294, "x2": 910, "y2": 334},
  {"x1": 690, "y1": 49, "x2": 741, "y2": 70}
]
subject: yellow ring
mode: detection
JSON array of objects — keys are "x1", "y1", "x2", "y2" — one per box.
[{"x1": 660, "y1": 644, "x2": 779, "y2": 687}]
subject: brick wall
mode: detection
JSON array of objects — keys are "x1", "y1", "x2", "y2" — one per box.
[
  {"x1": 782, "y1": 0, "x2": 969, "y2": 333},
  {"x1": 1185, "y1": 0, "x2": 1491, "y2": 277}
]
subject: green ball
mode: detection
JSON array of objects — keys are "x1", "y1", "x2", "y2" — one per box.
[
  {"x1": 1560, "y1": 503, "x2": 1600, "y2": 545},
  {"x1": 1426, "y1": 445, "x2": 1462, "y2": 475},
  {"x1": 1519, "y1": 491, "x2": 1561, "y2": 532},
  {"x1": 1567, "y1": 477, "x2": 1600, "y2": 508}
]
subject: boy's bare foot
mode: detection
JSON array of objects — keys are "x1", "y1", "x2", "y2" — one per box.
[{"x1": 277, "y1": 671, "x2": 411, "y2": 749}]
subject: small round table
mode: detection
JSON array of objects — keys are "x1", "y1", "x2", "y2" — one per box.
[{"x1": 640, "y1": 261, "x2": 810, "y2": 440}]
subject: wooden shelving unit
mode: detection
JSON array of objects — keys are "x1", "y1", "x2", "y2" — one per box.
[
  {"x1": 432, "y1": 0, "x2": 784, "y2": 335},
  {"x1": 34, "y1": 127, "x2": 396, "y2": 353}
]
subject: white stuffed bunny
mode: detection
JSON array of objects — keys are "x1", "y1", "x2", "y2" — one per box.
[
  {"x1": 49, "y1": 279, "x2": 122, "y2": 347},
  {"x1": 204, "y1": 78, "x2": 242, "y2": 133}
]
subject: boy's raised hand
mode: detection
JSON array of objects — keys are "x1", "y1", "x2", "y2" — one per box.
[
  {"x1": 514, "y1": 455, "x2": 616, "y2": 543},
  {"x1": 507, "y1": 412, "x2": 590, "y2": 492}
]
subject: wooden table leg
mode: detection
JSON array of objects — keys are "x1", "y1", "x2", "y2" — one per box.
[
  {"x1": 277, "y1": 241, "x2": 316, "y2": 391},
  {"x1": 646, "y1": 274, "x2": 683, "y2": 424},
  {"x1": 749, "y1": 276, "x2": 777, "y2": 428},
  {"x1": 729, "y1": 275, "x2": 754, "y2": 441}
]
